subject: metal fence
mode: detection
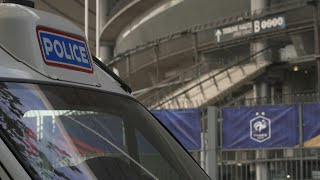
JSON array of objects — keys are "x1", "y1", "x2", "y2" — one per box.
[
  {"x1": 217, "y1": 148, "x2": 320, "y2": 180},
  {"x1": 188, "y1": 93, "x2": 320, "y2": 180}
]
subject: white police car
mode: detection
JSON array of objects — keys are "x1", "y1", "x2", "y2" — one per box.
[{"x1": 0, "y1": 1, "x2": 210, "y2": 180}]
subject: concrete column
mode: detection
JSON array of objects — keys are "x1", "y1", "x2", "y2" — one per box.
[
  {"x1": 260, "y1": 82, "x2": 269, "y2": 104},
  {"x1": 256, "y1": 150, "x2": 269, "y2": 180},
  {"x1": 200, "y1": 132, "x2": 206, "y2": 170},
  {"x1": 253, "y1": 83, "x2": 259, "y2": 100},
  {"x1": 100, "y1": 41, "x2": 114, "y2": 63},
  {"x1": 270, "y1": 85, "x2": 275, "y2": 105},
  {"x1": 251, "y1": 0, "x2": 267, "y2": 14},
  {"x1": 253, "y1": 81, "x2": 269, "y2": 180},
  {"x1": 253, "y1": 80, "x2": 269, "y2": 180},
  {"x1": 251, "y1": 42, "x2": 266, "y2": 62},
  {"x1": 99, "y1": 0, "x2": 109, "y2": 33},
  {"x1": 251, "y1": 0, "x2": 269, "y2": 178},
  {"x1": 97, "y1": 0, "x2": 115, "y2": 63},
  {"x1": 251, "y1": 0, "x2": 267, "y2": 61},
  {"x1": 253, "y1": 81, "x2": 269, "y2": 105},
  {"x1": 207, "y1": 107, "x2": 218, "y2": 180},
  {"x1": 312, "y1": 2, "x2": 320, "y2": 92}
]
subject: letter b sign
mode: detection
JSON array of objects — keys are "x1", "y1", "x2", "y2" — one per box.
[{"x1": 254, "y1": 20, "x2": 260, "y2": 33}]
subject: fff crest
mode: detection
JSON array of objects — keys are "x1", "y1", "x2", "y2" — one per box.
[{"x1": 250, "y1": 112, "x2": 271, "y2": 143}]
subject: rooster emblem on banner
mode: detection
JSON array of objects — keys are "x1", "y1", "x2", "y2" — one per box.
[
  {"x1": 254, "y1": 120, "x2": 267, "y2": 133},
  {"x1": 250, "y1": 112, "x2": 271, "y2": 143}
]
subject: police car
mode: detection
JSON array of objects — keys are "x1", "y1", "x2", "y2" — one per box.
[{"x1": 0, "y1": 1, "x2": 210, "y2": 179}]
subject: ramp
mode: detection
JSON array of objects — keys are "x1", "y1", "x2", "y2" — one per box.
[{"x1": 150, "y1": 60, "x2": 270, "y2": 109}]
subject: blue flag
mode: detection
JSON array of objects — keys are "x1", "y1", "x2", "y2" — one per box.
[
  {"x1": 222, "y1": 105, "x2": 299, "y2": 149},
  {"x1": 152, "y1": 109, "x2": 201, "y2": 151}
]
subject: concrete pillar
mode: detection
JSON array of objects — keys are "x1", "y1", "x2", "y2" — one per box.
[
  {"x1": 251, "y1": 0, "x2": 267, "y2": 14},
  {"x1": 253, "y1": 83, "x2": 259, "y2": 100},
  {"x1": 251, "y1": 0, "x2": 269, "y2": 178},
  {"x1": 256, "y1": 150, "x2": 269, "y2": 180},
  {"x1": 312, "y1": 2, "x2": 320, "y2": 92},
  {"x1": 99, "y1": 0, "x2": 108, "y2": 33},
  {"x1": 253, "y1": 81, "x2": 269, "y2": 105},
  {"x1": 251, "y1": 0, "x2": 267, "y2": 62},
  {"x1": 207, "y1": 107, "x2": 218, "y2": 180},
  {"x1": 253, "y1": 81, "x2": 270, "y2": 180},
  {"x1": 97, "y1": 0, "x2": 114, "y2": 63},
  {"x1": 270, "y1": 85, "x2": 275, "y2": 104},
  {"x1": 253, "y1": 80, "x2": 270, "y2": 180},
  {"x1": 200, "y1": 132, "x2": 206, "y2": 170},
  {"x1": 260, "y1": 82, "x2": 269, "y2": 104},
  {"x1": 100, "y1": 41, "x2": 114, "y2": 63},
  {"x1": 251, "y1": 42, "x2": 266, "y2": 62}
]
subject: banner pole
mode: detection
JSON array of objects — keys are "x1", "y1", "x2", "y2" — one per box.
[
  {"x1": 207, "y1": 106, "x2": 218, "y2": 180},
  {"x1": 298, "y1": 104, "x2": 303, "y2": 147},
  {"x1": 200, "y1": 108, "x2": 206, "y2": 170},
  {"x1": 298, "y1": 104, "x2": 304, "y2": 179}
]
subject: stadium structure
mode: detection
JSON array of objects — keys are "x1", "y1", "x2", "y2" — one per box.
[{"x1": 36, "y1": 0, "x2": 320, "y2": 179}]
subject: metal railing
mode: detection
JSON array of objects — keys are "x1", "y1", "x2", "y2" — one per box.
[
  {"x1": 215, "y1": 95, "x2": 320, "y2": 180},
  {"x1": 108, "y1": 0, "x2": 307, "y2": 66},
  {"x1": 217, "y1": 148, "x2": 320, "y2": 180},
  {"x1": 108, "y1": 0, "x2": 314, "y2": 98},
  {"x1": 226, "y1": 91, "x2": 319, "y2": 107},
  {"x1": 133, "y1": 57, "x2": 215, "y2": 97},
  {"x1": 193, "y1": 93, "x2": 320, "y2": 180},
  {"x1": 142, "y1": 47, "x2": 272, "y2": 109}
]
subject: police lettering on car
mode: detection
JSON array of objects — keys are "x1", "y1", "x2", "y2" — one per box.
[{"x1": 36, "y1": 27, "x2": 93, "y2": 73}]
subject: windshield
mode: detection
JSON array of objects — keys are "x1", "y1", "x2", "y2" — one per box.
[{"x1": 0, "y1": 82, "x2": 209, "y2": 180}]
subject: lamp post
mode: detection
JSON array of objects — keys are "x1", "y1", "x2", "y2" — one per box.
[{"x1": 85, "y1": 0, "x2": 89, "y2": 39}]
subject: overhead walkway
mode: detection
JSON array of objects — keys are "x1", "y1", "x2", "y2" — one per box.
[{"x1": 141, "y1": 48, "x2": 271, "y2": 109}]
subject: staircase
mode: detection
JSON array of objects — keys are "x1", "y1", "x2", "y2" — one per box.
[{"x1": 140, "y1": 48, "x2": 272, "y2": 109}]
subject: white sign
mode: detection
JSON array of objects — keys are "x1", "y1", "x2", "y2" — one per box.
[
  {"x1": 215, "y1": 29, "x2": 222, "y2": 42},
  {"x1": 214, "y1": 16, "x2": 285, "y2": 43},
  {"x1": 254, "y1": 16, "x2": 285, "y2": 33}
]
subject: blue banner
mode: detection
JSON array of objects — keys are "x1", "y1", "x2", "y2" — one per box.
[
  {"x1": 151, "y1": 109, "x2": 201, "y2": 151},
  {"x1": 222, "y1": 105, "x2": 299, "y2": 149},
  {"x1": 303, "y1": 103, "x2": 320, "y2": 147}
]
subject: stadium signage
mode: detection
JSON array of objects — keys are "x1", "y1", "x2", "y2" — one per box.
[
  {"x1": 222, "y1": 105, "x2": 299, "y2": 149},
  {"x1": 250, "y1": 112, "x2": 271, "y2": 143},
  {"x1": 254, "y1": 16, "x2": 285, "y2": 33},
  {"x1": 215, "y1": 15, "x2": 285, "y2": 43}
]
